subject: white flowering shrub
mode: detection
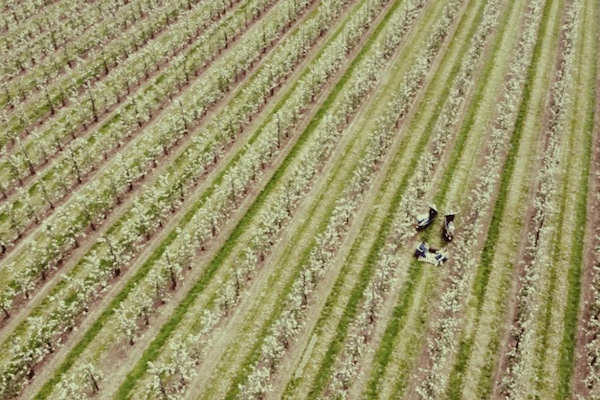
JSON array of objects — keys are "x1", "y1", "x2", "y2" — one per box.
[
  {"x1": 25, "y1": 0, "x2": 379, "y2": 396},
  {"x1": 497, "y1": 2, "x2": 580, "y2": 397},
  {"x1": 0, "y1": 0, "x2": 279, "y2": 249}
]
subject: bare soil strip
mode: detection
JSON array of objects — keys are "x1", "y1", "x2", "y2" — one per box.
[
  {"x1": 0, "y1": 0, "x2": 270, "y2": 251},
  {"x1": 0, "y1": 0, "x2": 316, "y2": 345},
  {"x1": 434, "y1": 0, "x2": 565, "y2": 397},
  {"x1": 28, "y1": 0, "x2": 379, "y2": 397},
  {"x1": 357, "y1": 0, "x2": 528, "y2": 397},
  {"x1": 533, "y1": 1, "x2": 597, "y2": 396},
  {"x1": 278, "y1": 0, "x2": 504, "y2": 396},
  {"x1": 571, "y1": 1, "x2": 600, "y2": 396},
  {"x1": 123, "y1": 0, "x2": 429, "y2": 397}
]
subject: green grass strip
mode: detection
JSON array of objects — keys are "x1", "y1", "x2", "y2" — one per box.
[
  {"x1": 470, "y1": 0, "x2": 554, "y2": 320},
  {"x1": 367, "y1": 0, "x2": 523, "y2": 390},
  {"x1": 111, "y1": 1, "x2": 399, "y2": 398},
  {"x1": 21, "y1": 0, "x2": 316, "y2": 323},
  {"x1": 3, "y1": 0, "x2": 243, "y2": 137},
  {"x1": 363, "y1": 261, "x2": 424, "y2": 398},
  {"x1": 363, "y1": 0, "x2": 503, "y2": 393},
  {"x1": 445, "y1": 0, "x2": 560, "y2": 396},
  {"x1": 32, "y1": 1, "x2": 357, "y2": 397},
  {"x1": 555, "y1": 2, "x2": 599, "y2": 397},
  {"x1": 281, "y1": 165, "x2": 387, "y2": 396},
  {"x1": 219, "y1": 109, "x2": 368, "y2": 400},
  {"x1": 428, "y1": 2, "x2": 528, "y2": 396},
  {"x1": 534, "y1": 221, "x2": 563, "y2": 391},
  {"x1": 533, "y1": 12, "x2": 584, "y2": 386},
  {"x1": 304, "y1": 102, "x2": 428, "y2": 398},
  {"x1": 302, "y1": 2, "x2": 488, "y2": 396},
  {"x1": 387, "y1": 268, "x2": 437, "y2": 397},
  {"x1": 474, "y1": 0, "x2": 565, "y2": 397},
  {"x1": 2, "y1": 0, "x2": 263, "y2": 219},
  {"x1": 214, "y1": 0, "x2": 456, "y2": 396}
]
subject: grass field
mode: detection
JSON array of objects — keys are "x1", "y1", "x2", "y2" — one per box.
[{"x1": 0, "y1": 0, "x2": 598, "y2": 398}]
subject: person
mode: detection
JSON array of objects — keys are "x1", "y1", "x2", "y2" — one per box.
[
  {"x1": 434, "y1": 250, "x2": 448, "y2": 265},
  {"x1": 415, "y1": 241, "x2": 429, "y2": 258}
]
